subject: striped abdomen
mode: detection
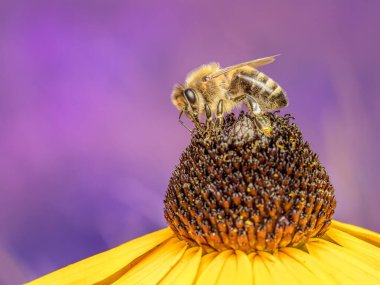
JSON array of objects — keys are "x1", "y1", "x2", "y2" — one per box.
[{"x1": 232, "y1": 69, "x2": 288, "y2": 111}]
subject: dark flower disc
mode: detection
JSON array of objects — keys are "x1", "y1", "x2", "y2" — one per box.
[{"x1": 164, "y1": 112, "x2": 336, "y2": 253}]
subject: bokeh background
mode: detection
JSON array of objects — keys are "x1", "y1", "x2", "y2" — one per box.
[{"x1": 1, "y1": 0, "x2": 379, "y2": 283}]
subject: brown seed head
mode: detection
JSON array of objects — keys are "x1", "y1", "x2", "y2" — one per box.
[{"x1": 164, "y1": 112, "x2": 336, "y2": 253}]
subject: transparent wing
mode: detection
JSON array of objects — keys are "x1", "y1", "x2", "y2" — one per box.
[{"x1": 207, "y1": 55, "x2": 279, "y2": 80}]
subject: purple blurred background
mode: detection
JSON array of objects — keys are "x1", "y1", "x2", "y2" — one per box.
[{"x1": 1, "y1": 0, "x2": 379, "y2": 283}]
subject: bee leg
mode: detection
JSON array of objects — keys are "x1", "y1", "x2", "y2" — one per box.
[
  {"x1": 204, "y1": 103, "x2": 212, "y2": 130},
  {"x1": 214, "y1": 99, "x2": 224, "y2": 130},
  {"x1": 178, "y1": 111, "x2": 193, "y2": 133},
  {"x1": 187, "y1": 111, "x2": 203, "y2": 133},
  {"x1": 203, "y1": 103, "x2": 214, "y2": 137},
  {"x1": 245, "y1": 95, "x2": 271, "y2": 136},
  {"x1": 245, "y1": 95, "x2": 261, "y2": 116},
  {"x1": 231, "y1": 94, "x2": 246, "y2": 104},
  {"x1": 253, "y1": 116, "x2": 271, "y2": 136}
]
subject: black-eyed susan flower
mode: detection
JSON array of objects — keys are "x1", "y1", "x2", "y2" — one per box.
[{"x1": 28, "y1": 113, "x2": 380, "y2": 285}]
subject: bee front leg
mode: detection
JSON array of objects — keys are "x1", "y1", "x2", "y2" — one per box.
[
  {"x1": 245, "y1": 95, "x2": 271, "y2": 136},
  {"x1": 214, "y1": 99, "x2": 224, "y2": 130},
  {"x1": 179, "y1": 110, "x2": 202, "y2": 134},
  {"x1": 204, "y1": 103, "x2": 212, "y2": 130},
  {"x1": 178, "y1": 111, "x2": 193, "y2": 134}
]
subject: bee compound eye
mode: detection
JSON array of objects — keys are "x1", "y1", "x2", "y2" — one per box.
[{"x1": 184, "y1": 88, "x2": 197, "y2": 104}]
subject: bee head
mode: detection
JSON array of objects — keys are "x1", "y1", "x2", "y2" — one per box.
[{"x1": 171, "y1": 85, "x2": 200, "y2": 116}]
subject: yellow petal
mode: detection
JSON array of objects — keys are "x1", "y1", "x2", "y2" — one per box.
[
  {"x1": 277, "y1": 250, "x2": 321, "y2": 285},
  {"x1": 235, "y1": 251, "x2": 253, "y2": 285},
  {"x1": 331, "y1": 220, "x2": 380, "y2": 247},
  {"x1": 215, "y1": 252, "x2": 237, "y2": 285},
  {"x1": 326, "y1": 227, "x2": 380, "y2": 266},
  {"x1": 281, "y1": 247, "x2": 340, "y2": 284},
  {"x1": 113, "y1": 237, "x2": 187, "y2": 284},
  {"x1": 258, "y1": 251, "x2": 300, "y2": 285},
  {"x1": 252, "y1": 253, "x2": 275, "y2": 285},
  {"x1": 195, "y1": 250, "x2": 233, "y2": 285},
  {"x1": 26, "y1": 228, "x2": 174, "y2": 285},
  {"x1": 247, "y1": 251, "x2": 256, "y2": 261},
  {"x1": 214, "y1": 251, "x2": 251, "y2": 285},
  {"x1": 196, "y1": 251, "x2": 219, "y2": 279},
  {"x1": 158, "y1": 247, "x2": 202, "y2": 285},
  {"x1": 307, "y1": 239, "x2": 380, "y2": 284}
]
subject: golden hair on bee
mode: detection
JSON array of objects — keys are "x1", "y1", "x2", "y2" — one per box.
[
  {"x1": 185, "y1": 63, "x2": 220, "y2": 85},
  {"x1": 171, "y1": 55, "x2": 288, "y2": 135}
]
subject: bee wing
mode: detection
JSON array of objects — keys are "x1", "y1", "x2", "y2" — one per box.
[{"x1": 207, "y1": 55, "x2": 279, "y2": 80}]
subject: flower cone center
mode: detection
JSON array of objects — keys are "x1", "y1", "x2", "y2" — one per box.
[{"x1": 164, "y1": 113, "x2": 336, "y2": 253}]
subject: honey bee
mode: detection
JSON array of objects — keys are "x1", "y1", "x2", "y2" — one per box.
[{"x1": 171, "y1": 55, "x2": 288, "y2": 135}]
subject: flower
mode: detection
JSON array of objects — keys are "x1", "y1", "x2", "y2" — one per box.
[
  {"x1": 26, "y1": 221, "x2": 380, "y2": 285},
  {"x1": 164, "y1": 113, "x2": 335, "y2": 253},
  {"x1": 27, "y1": 113, "x2": 380, "y2": 285}
]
